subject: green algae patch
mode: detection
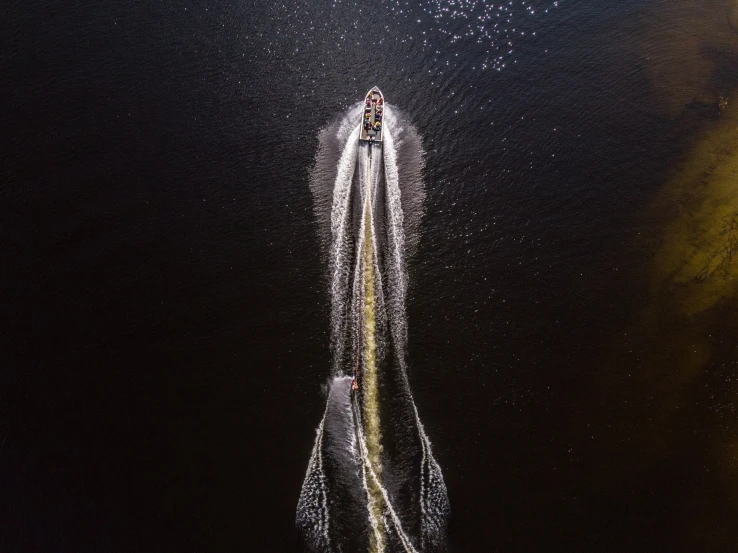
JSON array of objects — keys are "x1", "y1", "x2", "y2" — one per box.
[
  {"x1": 650, "y1": 101, "x2": 738, "y2": 320},
  {"x1": 628, "y1": 100, "x2": 738, "y2": 424},
  {"x1": 578, "y1": 98, "x2": 738, "y2": 499},
  {"x1": 644, "y1": 99, "x2": 738, "y2": 530}
]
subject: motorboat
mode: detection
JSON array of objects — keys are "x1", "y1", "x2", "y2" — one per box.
[{"x1": 360, "y1": 87, "x2": 384, "y2": 143}]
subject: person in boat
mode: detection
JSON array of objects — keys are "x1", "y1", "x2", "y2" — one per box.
[{"x1": 378, "y1": 97, "x2": 383, "y2": 105}]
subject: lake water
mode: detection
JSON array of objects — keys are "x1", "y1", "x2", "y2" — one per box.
[{"x1": 3, "y1": 0, "x2": 738, "y2": 551}]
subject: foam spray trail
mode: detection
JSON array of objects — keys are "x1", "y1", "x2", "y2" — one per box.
[
  {"x1": 297, "y1": 375, "x2": 366, "y2": 552},
  {"x1": 356, "y1": 142, "x2": 388, "y2": 362},
  {"x1": 385, "y1": 114, "x2": 450, "y2": 549},
  {"x1": 300, "y1": 102, "x2": 449, "y2": 552},
  {"x1": 330, "y1": 125, "x2": 361, "y2": 375},
  {"x1": 382, "y1": 109, "x2": 408, "y2": 354},
  {"x1": 353, "y1": 392, "x2": 419, "y2": 553},
  {"x1": 295, "y1": 404, "x2": 331, "y2": 550},
  {"x1": 355, "y1": 156, "x2": 421, "y2": 553},
  {"x1": 360, "y1": 151, "x2": 386, "y2": 553}
]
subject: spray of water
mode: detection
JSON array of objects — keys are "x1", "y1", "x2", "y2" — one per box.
[
  {"x1": 329, "y1": 125, "x2": 361, "y2": 375},
  {"x1": 295, "y1": 395, "x2": 331, "y2": 550},
  {"x1": 298, "y1": 102, "x2": 449, "y2": 552},
  {"x1": 384, "y1": 122, "x2": 450, "y2": 549}
]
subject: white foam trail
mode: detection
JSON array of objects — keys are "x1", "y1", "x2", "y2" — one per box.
[
  {"x1": 301, "y1": 102, "x2": 449, "y2": 552},
  {"x1": 352, "y1": 395, "x2": 419, "y2": 553},
  {"x1": 384, "y1": 110, "x2": 451, "y2": 547},
  {"x1": 348, "y1": 147, "x2": 383, "y2": 551},
  {"x1": 365, "y1": 145, "x2": 389, "y2": 359},
  {"x1": 358, "y1": 139, "x2": 428, "y2": 553},
  {"x1": 295, "y1": 405, "x2": 331, "y2": 550},
  {"x1": 360, "y1": 148, "x2": 387, "y2": 553},
  {"x1": 330, "y1": 125, "x2": 361, "y2": 374},
  {"x1": 368, "y1": 149, "x2": 388, "y2": 361},
  {"x1": 413, "y1": 401, "x2": 450, "y2": 548},
  {"x1": 351, "y1": 145, "x2": 388, "y2": 374},
  {"x1": 348, "y1": 149, "x2": 368, "y2": 381},
  {"x1": 382, "y1": 109, "x2": 409, "y2": 357}
]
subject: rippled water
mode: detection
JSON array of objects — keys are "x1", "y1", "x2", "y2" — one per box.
[{"x1": 3, "y1": 0, "x2": 738, "y2": 551}]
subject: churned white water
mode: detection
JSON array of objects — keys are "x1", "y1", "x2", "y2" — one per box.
[{"x1": 299, "y1": 103, "x2": 449, "y2": 552}]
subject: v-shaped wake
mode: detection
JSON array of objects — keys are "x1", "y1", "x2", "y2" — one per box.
[{"x1": 298, "y1": 102, "x2": 449, "y2": 553}]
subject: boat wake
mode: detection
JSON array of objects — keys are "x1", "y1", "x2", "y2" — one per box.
[{"x1": 298, "y1": 102, "x2": 449, "y2": 552}]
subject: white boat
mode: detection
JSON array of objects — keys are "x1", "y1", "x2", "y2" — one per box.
[{"x1": 360, "y1": 87, "x2": 384, "y2": 143}]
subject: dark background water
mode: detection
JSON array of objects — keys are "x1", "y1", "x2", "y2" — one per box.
[{"x1": 3, "y1": 0, "x2": 737, "y2": 551}]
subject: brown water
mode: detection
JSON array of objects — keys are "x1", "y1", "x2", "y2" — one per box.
[{"x1": 567, "y1": 4, "x2": 738, "y2": 548}]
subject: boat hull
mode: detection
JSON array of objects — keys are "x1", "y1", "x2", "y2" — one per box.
[{"x1": 360, "y1": 87, "x2": 384, "y2": 143}]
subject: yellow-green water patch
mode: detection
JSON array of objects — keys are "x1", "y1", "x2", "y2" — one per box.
[
  {"x1": 363, "y1": 197, "x2": 385, "y2": 553},
  {"x1": 650, "y1": 100, "x2": 738, "y2": 319}
]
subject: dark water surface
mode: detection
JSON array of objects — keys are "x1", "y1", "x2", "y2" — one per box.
[{"x1": 4, "y1": 0, "x2": 738, "y2": 551}]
